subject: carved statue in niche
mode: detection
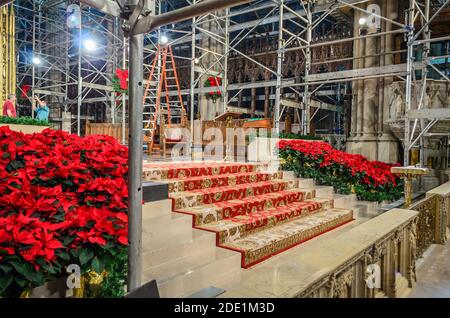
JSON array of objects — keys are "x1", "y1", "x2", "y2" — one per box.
[
  {"x1": 389, "y1": 83, "x2": 405, "y2": 119},
  {"x1": 432, "y1": 83, "x2": 447, "y2": 108}
]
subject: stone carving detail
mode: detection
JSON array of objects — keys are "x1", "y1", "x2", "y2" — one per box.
[
  {"x1": 408, "y1": 219, "x2": 418, "y2": 287},
  {"x1": 411, "y1": 195, "x2": 437, "y2": 258},
  {"x1": 438, "y1": 196, "x2": 448, "y2": 243},
  {"x1": 326, "y1": 269, "x2": 354, "y2": 298},
  {"x1": 388, "y1": 80, "x2": 450, "y2": 121}
]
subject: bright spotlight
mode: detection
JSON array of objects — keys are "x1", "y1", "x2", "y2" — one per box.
[
  {"x1": 32, "y1": 56, "x2": 41, "y2": 65},
  {"x1": 84, "y1": 39, "x2": 97, "y2": 51},
  {"x1": 160, "y1": 35, "x2": 169, "y2": 44},
  {"x1": 359, "y1": 17, "x2": 367, "y2": 25}
]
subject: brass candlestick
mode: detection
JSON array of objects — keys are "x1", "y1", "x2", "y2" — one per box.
[{"x1": 391, "y1": 166, "x2": 429, "y2": 208}]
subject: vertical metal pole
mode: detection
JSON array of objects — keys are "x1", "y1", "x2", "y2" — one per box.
[
  {"x1": 122, "y1": 38, "x2": 127, "y2": 145},
  {"x1": 31, "y1": 1, "x2": 36, "y2": 118},
  {"x1": 77, "y1": 25, "x2": 82, "y2": 136},
  {"x1": 190, "y1": 8, "x2": 196, "y2": 156},
  {"x1": 111, "y1": 92, "x2": 116, "y2": 124},
  {"x1": 127, "y1": 29, "x2": 144, "y2": 291},
  {"x1": 222, "y1": 7, "x2": 229, "y2": 114},
  {"x1": 274, "y1": 0, "x2": 284, "y2": 134},
  {"x1": 303, "y1": 1, "x2": 312, "y2": 135},
  {"x1": 64, "y1": 6, "x2": 70, "y2": 119},
  {"x1": 404, "y1": 0, "x2": 415, "y2": 166},
  {"x1": 419, "y1": 0, "x2": 430, "y2": 167}
]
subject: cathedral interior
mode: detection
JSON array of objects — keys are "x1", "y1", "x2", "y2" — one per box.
[{"x1": 1, "y1": 0, "x2": 450, "y2": 300}]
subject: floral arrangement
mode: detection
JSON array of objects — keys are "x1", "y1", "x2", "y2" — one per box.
[
  {"x1": 112, "y1": 68, "x2": 129, "y2": 94},
  {"x1": 20, "y1": 85, "x2": 31, "y2": 100},
  {"x1": 204, "y1": 76, "x2": 222, "y2": 103},
  {"x1": 277, "y1": 139, "x2": 403, "y2": 202},
  {"x1": 0, "y1": 127, "x2": 128, "y2": 297}
]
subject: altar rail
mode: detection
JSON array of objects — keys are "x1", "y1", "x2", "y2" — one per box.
[
  {"x1": 294, "y1": 209, "x2": 419, "y2": 298},
  {"x1": 297, "y1": 182, "x2": 450, "y2": 298},
  {"x1": 221, "y1": 182, "x2": 450, "y2": 298}
]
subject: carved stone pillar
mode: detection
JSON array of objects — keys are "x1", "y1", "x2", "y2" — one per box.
[
  {"x1": 347, "y1": 0, "x2": 399, "y2": 163},
  {"x1": 198, "y1": 10, "x2": 225, "y2": 120}
]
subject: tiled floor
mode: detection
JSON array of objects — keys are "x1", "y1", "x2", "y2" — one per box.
[{"x1": 408, "y1": 234, "x2": 450, "y2": 298}]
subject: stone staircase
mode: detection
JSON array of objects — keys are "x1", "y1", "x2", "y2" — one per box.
[{"x1": 140, "y1": 161, "x2": 380, "y2": 297}]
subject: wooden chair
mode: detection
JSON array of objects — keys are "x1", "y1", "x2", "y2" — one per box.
[{"x1": 161, "y1": 123, "x2": 188, "y2": 159}]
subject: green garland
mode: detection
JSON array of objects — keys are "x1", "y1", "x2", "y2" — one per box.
[
  {"x1": 112, "y1": 76, "x2": 128, "y2": 94},
  {"x1": 0, "y1": 116, "x2": 48, "y2": 126},
  {"x1": 279, "y1": 133, "x2": 323, "y2": 141}
]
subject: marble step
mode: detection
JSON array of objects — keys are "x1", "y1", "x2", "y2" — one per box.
[
  {"x1": 170, "y1": 179, "x2": 299, "y2": 210},
  {"x1": 297, "y1": 178, "x2": 315, "y2": 188},
  {"x1": 222, "y1": 208, "x2": 354, "y2": 268},
  {"x1": 201, "y1": 269, "x2": 243, "y2": 298},
  {"x1": 197, "y1": 198, "x2": 334, "y2": 244},
  {"x1": 143, "y1": 247, "x2": 241, "y2": 298},
  {"x1": 332, "y1": 194, "x2": 357, "y2": 209},
  {"x1": 142, "y1": 212, "x2": 193, "y2": 240},
  {"x1": 142, "y1": 229, "x2": 216, "y2": 268},
  {"x1": 354, "y1": 201, "x2": 380, "y2": 218},
  {"x1": 280, "y1": 171, "x2": 315, "y2": 186},
  {"x1": 142, "y1": 199, "x2": 172, "y2": 220},
  {"x1": 313, "y1": 185, "x2": 335, "y2": 198},
  {"x1": 176, "y1": 188, "x2": 316, "y2": 227}
]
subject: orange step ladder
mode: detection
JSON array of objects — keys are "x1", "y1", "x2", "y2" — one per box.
[{"x1": 143, "y1": 45, "x2": 186, "y2": 154}]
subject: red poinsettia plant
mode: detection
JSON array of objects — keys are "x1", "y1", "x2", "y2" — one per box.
[
  {"x1": 277, "y1": 139, "x2": 403, "y2": 202},
  {"x1": 0, "y1": 127, "x2": 128, "y2": 297},
  {"x1": 204, "y1": 76, "x2": 222, "y2": 103}
]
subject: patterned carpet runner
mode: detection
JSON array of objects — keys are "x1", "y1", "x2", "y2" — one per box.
[{"x1": 143, "y1": 161, "x2": 354, "y2": 268}]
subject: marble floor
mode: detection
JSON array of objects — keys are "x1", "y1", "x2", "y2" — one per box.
[{"x1": 408, "y1": 234, "x2": 450, "y2": 298}]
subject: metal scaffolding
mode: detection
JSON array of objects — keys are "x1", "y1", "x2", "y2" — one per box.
[
  {"x1": 165, "y1": 0, "x2": 449, "y2": 165},
  {"x1": 11, "y1": 0, "x2": 450, "y2": 163},
  {"x1": 15, "y1": 0, "x2": 126, "y2": 135},
  {"x1": 403, "y1": 0, "x2": 450, "y2": 166}
]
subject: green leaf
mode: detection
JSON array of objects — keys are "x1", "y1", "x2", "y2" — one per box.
[
  {"x1": 0, "y1": 263, "x2": 13, "y2": 274},
  {"x1": 91, "y1": 257, "x2": 101, "y2": 273},
  {"x1": 0, "y1": 275, "x2": 13, "y2": 291},
  {"x1": 64, "y1": 236, "x2": 75, "y2": 246},
  {"x1": 56, "y1": 251, "x2": 70, "y2": 262},
  {"x1": 70, "y1": 248, "x2": 80, "y2": 258},
  {"x1": 10, "y1": 260, "x2": 41, "y2": 284},
  {"x1": 15, "y1": 276, "x2": 28, "y2": 288},
  {"x1": 79, "y1": 249, "x2": 94, "y2": 266}
]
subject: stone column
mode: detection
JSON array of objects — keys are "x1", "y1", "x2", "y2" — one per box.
[
  {"x1": 199, "y1": 10, "x2": 225, "y2": 120},
  {"x1": 347, "y1": 0, "x2": 399, "y2": 163}
]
